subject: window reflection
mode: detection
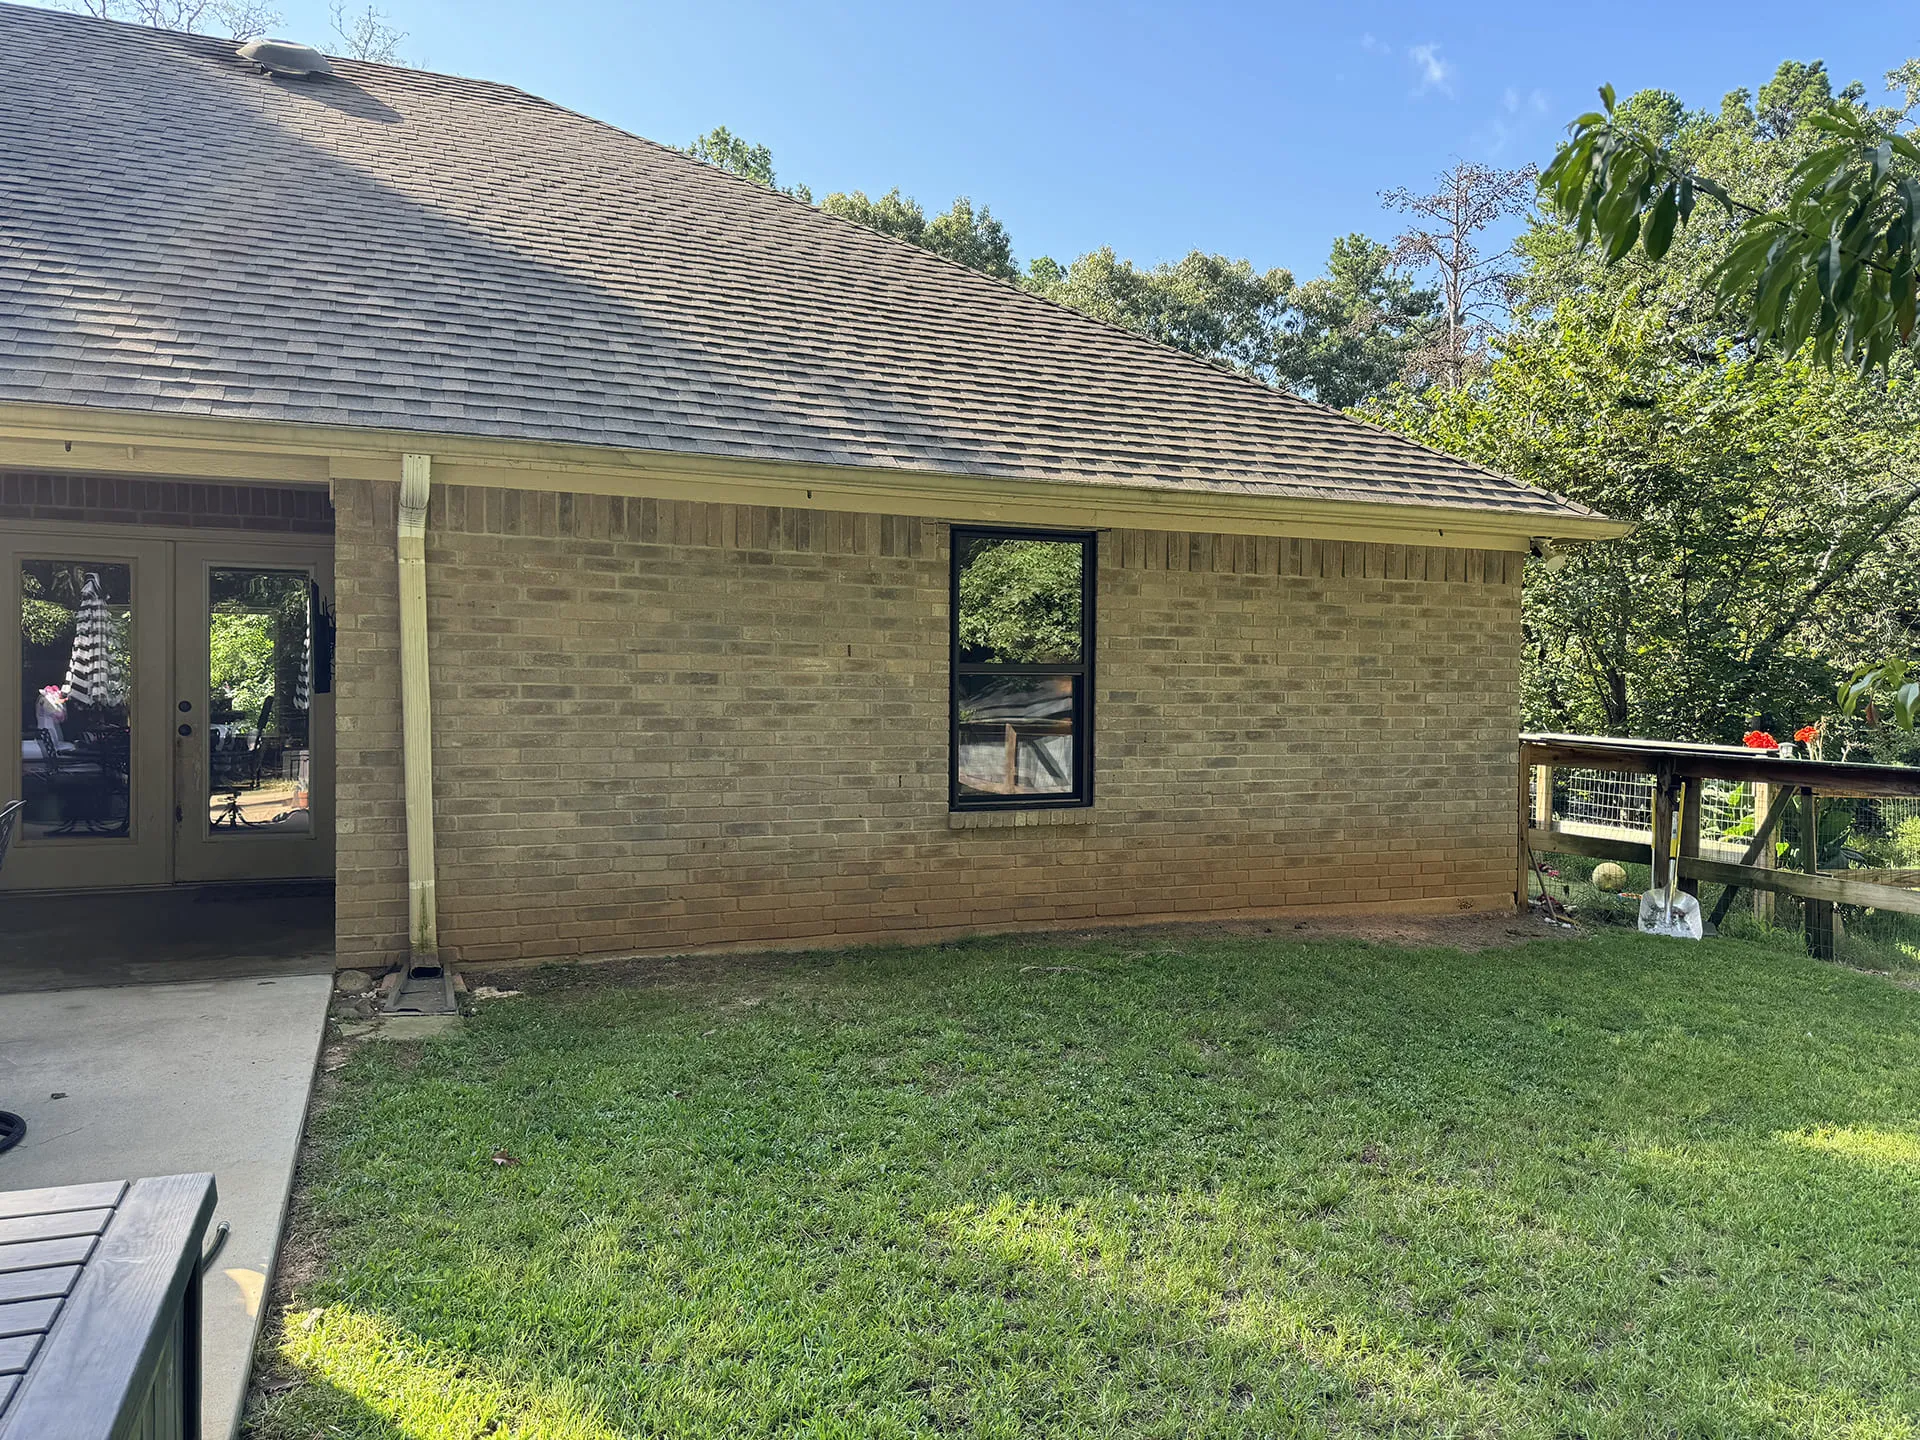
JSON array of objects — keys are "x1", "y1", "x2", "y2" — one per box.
[
  {"x1": 951, "y1": 531, "x2": 1092, "y2": 805},
  {"x1": 956, "y1": 537, "x2": 1084, "y2": 665},
  {"x1": 19, "y1": 561, "x2": 133, "y2": 840},
  {"x1": 206, "y1": 568, "x2": 313, "y2": 836},
  {"x1": 956, "y1": 674, "x2": 1078, "y2": 796}
]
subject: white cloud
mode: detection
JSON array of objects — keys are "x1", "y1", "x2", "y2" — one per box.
[
  {"x1": 1410, "y1": 42, "x2": 1455, "y2": 98},
  {"x1": 1481, "y1": 87, "x2": 1552, "y2": 157},
  {"x1": 1360, "y1": 31, "x2": 1389, "y2": 55}
]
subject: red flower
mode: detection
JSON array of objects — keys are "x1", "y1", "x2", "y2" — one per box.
[
  {"x1": 1742, "y1": 731, "x2": 1778, "y2": 749},
  {"x1": 1794, "y1": 725, "x2": 1819, "y2": 745}
]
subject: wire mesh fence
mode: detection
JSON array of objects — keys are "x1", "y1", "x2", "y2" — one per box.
[
  {"x1": 1529, "y1": 766, "x2": 1920, "y2": 867},
  {"x1": 1523, "y1": 738, "x2": 1920, "y2": 975}
]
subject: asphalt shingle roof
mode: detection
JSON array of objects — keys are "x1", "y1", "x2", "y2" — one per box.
[{"x1": 0, "y1": 4, "x2": 1601, "y2": 525}]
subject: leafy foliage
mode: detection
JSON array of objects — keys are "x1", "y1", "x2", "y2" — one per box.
[
  {"x1": 1023, "y1": 248, "x2": 1290, "y2": 379},
  {"x1": 822, "y1": 191, "x2": 1016, "y2": 280},
  {"x1": 1024, "y1": 236, "x2": 1439, "y2": 404},
  {"x1": 1839, "y1": 658, "x2": 1920, "y2": 730},
  {"x1": 682, "y1": 127, "x2": 813, "y2": 203},
  {"x1": 1273, "y1": 234, "x2": 1439, "y2": 407},
  {"x1": 1543, "y1": 70, "x2": 1920, "y2": 375},
  {"x1": 955, "y1": 539, "x2": 1083, "y2": 665},
  {"x1": 1362, "y1": 61, "x2": 1920, "y2": 746},
  {"x1": 1366, "y1": 287, "x2": 1920, "y2": 742},
  {"x1": 210, "y1": 609, "x2": 276, "y2": 716}
]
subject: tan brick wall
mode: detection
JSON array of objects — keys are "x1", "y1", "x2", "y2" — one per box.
[
  {"x1": 0, "y1": 471, "x2": 334, "y2": 532},
  {"x1": 331, "y1": 477, "x2": 1523, "y2": 969}
]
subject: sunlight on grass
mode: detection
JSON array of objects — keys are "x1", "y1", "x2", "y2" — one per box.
[
  {"x1": 1780, "y1": 1125, "x2": 1920, "y2": 1169},
  {"x1": 250, "y1": 932, "x2": 1920, "y2": 1438},
  {"x1": 272, "y1": 1308, "x2": 621, "y2": 1440}
]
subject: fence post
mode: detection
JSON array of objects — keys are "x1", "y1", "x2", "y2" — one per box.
[
  {"x1": 1650, "y1": 761, "x2": 1678, "y2": 898},
  {"x1": 1801, "y1": 786, "x2": 1835, "y2": 961},
  {"x1": 1515, "y1": 746, "x2": 1535, "y2": 914},
  {"x1": 1532, "y1": 764, "x2": 1554, "y2": 829},
  {"x1": 1751, "y1": 781, "x2": 1775, "y2": 924},
  {"x1": 1678, "y1": 776, "x2": 1702, "y2": 900}
]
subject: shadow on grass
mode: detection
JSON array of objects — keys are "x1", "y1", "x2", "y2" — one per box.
[
  {"x1": 241, "y1": 1368, "x2": 417, "y2": 1439},
  {"x1": 253, "y1": 932, "x2": 1920, "y2": 1437}
]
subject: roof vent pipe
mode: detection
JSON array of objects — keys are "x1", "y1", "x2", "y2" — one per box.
[{"x1": 236, "y1": 37, "x2": 335, "y2": 77}]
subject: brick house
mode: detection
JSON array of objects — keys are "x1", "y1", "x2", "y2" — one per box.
[{"x1": 0, "y1": 6, "x2": 1622, "y2": 972}]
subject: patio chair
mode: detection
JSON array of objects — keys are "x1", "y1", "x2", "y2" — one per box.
[{"x1": 29, "y1": 727, "x2": 120, "y2": 837}]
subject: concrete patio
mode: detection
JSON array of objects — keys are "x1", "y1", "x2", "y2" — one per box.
[{"x1": 0, "y1": 887, "x2": 333, "y2": 1439}]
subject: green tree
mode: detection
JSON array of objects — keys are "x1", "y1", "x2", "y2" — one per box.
[
  {"x1": 210, "y1": 609, "x2": 276, "y2": 717},
  {"x1": 683, "y1": 127, "x2": 812, "y2": 202},
  {"x1": 1024, "y1": 247, "x2": 1292, "y2": 380},
  {"x1": 821, "y1": 190, "x2": 1017, "y2": 280},
  {"x1": 956, "y1": 539, "x2": 1083, "y2": 664},
  {"x1": 1367, "y1": 67, "x2": 1920, "y2": 743},
  {"x1": 1273, "y1": 234, "x2": 1439, "y2": 406},
  {"x1": 1535, "y1": 59, "x2": 1920, "y2": 738},
  {"x1": 1371, "y1": 308, "x2": 1920, "y2": 741},
  {"x1": 1542, "y1": 60, "x2": 1920, "y2": 375}
]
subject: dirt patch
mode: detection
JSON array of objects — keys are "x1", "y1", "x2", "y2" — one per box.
[
  {"x1": 462, "y1": 910, "x2": 1583, "y2": 999},
  {"x1": 1132, "y1": 910, "x2": 1580, "y2": 951}
]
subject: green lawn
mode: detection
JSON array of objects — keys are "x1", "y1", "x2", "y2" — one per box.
[{"x1": 250, "y1": 929, "x2": 1920, "y2": 1439}]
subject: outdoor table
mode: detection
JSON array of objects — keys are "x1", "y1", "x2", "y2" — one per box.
[{"x1": 0, "y1": 1174, "x2": 215, "y2": 1440}]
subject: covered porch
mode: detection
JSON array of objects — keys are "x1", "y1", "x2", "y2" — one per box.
[{"x1": 0, "y1": 886, "x2": 335, "y2": 1439}]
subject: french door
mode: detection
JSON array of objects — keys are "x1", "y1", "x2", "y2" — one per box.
[
  {"x1": 172, "y1": 542, "x2": 333, "y2": 883},
  {"x1": 3, "y1": 527, "x2": 333, "y2": 891}
]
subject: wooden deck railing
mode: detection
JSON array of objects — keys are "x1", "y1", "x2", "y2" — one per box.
[{"x1": 1519, "y1": 733, "x2": 1920, "y2": 957}]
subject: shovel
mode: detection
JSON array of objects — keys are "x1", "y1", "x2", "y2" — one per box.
[{"x1": 1638, "y1": 782, "x2": 1703, "y2": 940}]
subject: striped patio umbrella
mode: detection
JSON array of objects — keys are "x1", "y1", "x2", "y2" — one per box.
[
  {"x1": 292, "y1": 590, "x2": 312, "y2": 711},
  {"x1": 63, "y1": 571, "x2": 127, "y2": 708}
]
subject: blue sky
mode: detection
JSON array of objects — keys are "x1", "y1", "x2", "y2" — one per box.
[{"x1": 258, "y1": 1, "x2": 1906, "y2": 278}]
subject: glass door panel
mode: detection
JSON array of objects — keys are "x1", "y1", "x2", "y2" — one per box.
[
  {"x1": 20, "y1": 560, "x2": 134, "y2": 840},
  {"x1": 204, "y1": 567, "x2": 314, "y2": 838},
  {"x1": 172, "y1": 544, "x2": 332, "y2": 883},
  {"x1": 2, "y1": 534, "x2": 170, "y2": 891}
]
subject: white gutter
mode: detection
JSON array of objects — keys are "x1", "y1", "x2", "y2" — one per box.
[{"x1": 397, "y1": 452, "x2": 438, "y2": 963}]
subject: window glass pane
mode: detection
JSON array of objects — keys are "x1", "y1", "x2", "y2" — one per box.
[
  {"x1": 19, "y1": 560, "x2": 133, "y2": 840},
  {"x1": 205, "y1": 568, "x2": 312, "y2": 837},
  {"x1": 956, "y1": 674, "x2": 1078, "y2": 797},
  {"x1": 956, "y1": 537, "x2": 1083, "y2": 665}
]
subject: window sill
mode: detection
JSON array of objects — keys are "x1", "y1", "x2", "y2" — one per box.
[{"x1": 949, "y1": 806, "x2": 1095, "y2": 830}]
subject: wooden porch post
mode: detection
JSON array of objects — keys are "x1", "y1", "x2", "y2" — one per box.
[
  {"x1": 1801, "y1": 786, "x2": 1835, "y2": 961},
  {"x1": 1751, "y1": 781, "x2": 1775, "y2": 924},
  {"x1": 1516, "y1": 745, "x2": 1535, "y2": 914},
  {"x1": 1649, "y1": 762, "x2": 1679, "y2": 897},
  {"x1": 1678, "y1": 777, "x2": 1702, "y2": 900}
]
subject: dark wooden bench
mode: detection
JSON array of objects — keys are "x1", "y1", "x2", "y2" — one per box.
[{"x1": 0, "y1": 1174, "x2": 216, "y2": 1440}]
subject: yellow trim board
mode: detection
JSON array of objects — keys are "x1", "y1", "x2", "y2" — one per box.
[{"x1": 0, "y1": 400, "x2": 1632, "y2": 549}]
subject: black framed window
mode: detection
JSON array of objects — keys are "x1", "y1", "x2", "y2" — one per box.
[{"x1": 951, "y1": 527, "x2": 1095, "y2": 809}]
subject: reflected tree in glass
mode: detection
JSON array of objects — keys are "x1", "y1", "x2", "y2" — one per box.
[{"x1": 954, "y1": 535, "x2": 1089, "y2": 802}]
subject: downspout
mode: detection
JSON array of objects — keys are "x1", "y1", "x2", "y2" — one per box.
[{"x1": 391, "y1": 452, "x2": 453, "y2": 1011}]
